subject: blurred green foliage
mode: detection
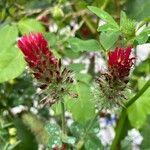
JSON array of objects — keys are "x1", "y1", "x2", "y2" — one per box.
[{"x1": 0, "y1": 0, "x2": 150, "y2": 149}]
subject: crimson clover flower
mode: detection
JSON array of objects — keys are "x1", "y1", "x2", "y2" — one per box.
[
  {"x1": 108, "y1": 47, "x2": 135, "y2": 83},
  {"x1": 17, "y1": 33, "x2": 75, "y2": 106},
  {"x1": 96, "y1": 47, "x2": 135, "y2": 108},
  {"x1": 18, "y1": 33, "x2": 58, "y2": 84}
]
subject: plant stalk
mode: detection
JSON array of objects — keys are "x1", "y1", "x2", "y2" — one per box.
[
  {"x1": 126, "y1": 80, "x2": 150, "y2": 107},
  {"x1": 60, "y1": 101, "x2": 67, "y2": 134},
  {"x1": 110, "y1": 79, "x2": 150, "y2": 150},
  {"x1": 115, "y1": 0, "x2": 121, "y2": 22}
]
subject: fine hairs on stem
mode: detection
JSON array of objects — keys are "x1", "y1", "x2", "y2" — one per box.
[{"x1": 61, "y1": 101, "x2": 67, "y2": 134}]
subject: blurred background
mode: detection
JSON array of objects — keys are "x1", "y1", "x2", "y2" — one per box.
[{"x1": 0, "y1": 0, "x2": 150, "y2": 150}]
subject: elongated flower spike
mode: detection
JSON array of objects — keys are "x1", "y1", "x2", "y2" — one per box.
[
  {"x1": 18, "y1": 33, "x2": 57, "y2": 83},
  {"x1": 18, "y1": 33, "x2": 76, "y2": 106},
  {"x1": 96, "y1": 47, "x2": 135, "y2": 108},
  {"x1": 108, "y1": 47, "x2": 135, "y2": 83}
]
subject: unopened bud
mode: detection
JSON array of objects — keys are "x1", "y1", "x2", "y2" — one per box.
[
  {"x1": 9, "y1": 137, "x2": 17, "y2": 145},
  {"x1": 8, "y1": 128, "x2": 17, "y2": 136},
  {"x1": 53, "y1": 6, "x2": 64, "y2": 19}
]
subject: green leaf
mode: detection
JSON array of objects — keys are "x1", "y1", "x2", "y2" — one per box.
[
  {"x1": 100, "y1": 31, "x2": 120, "y2": 50},
  {"x1": 88, "y1": 6, "x2": 119, "y2": 28},
  {"x1": 18, "y1": 19, "x2": 45, "y2": 34},
  {"x1": 136, "y1": 32, "x2": 149, "y2": 44},
  {"x1": 97, "y1": 23, "x2": 120, "y2": 32},
  {"x1": 121, "y1": 138, "x2": 132, "y2": 150},
  {"x1": 70, "y1": 122, "x2": 85, "y2": 138},
  {"x1": 44, "y1": 32, "x2": 57, "y2": 48},
  {"x1": 45, "y1": 123, "x2": 62, "y2": 149},
  {"x1": 140, "y1": 116, "x2": 150, "y2": 150},
  {"x1": 87, "y1": 119, "x2": 100, "y2": 135},
  {"x1": 120, "y1": 11, "x2": 127, "y2": 27},
  {"x1": 85, "y1": 134, "x2": 102, "y2": 150},
  {"x1": 141, "y1": 26, "x2": 150, "y2": 34},
  {"x1": 61, "y1": 134, "x2": 76, "y2": 145},
  {"x1": 68, "y1": 63, "x2": 85, "y2": 73},
  {"x1": 0, "y1": 47, "x2": 26, "y2": 83},
  {"x1": 0, "y1": 25, "x2": 18, "y2": 51},
  {"x1": 68, "y1": 37, "x2": 101, "y2": 52},
  {"x1": 128, "y1": 80, "x2": 150, "y2": 128},
  {"x1": 120, "y1": 11, "x2": 136, "y2": 38},
  {"x1": 65, "y1": 82, "x2": 95, "y2": 124},
  {"x1": 125, "y1": 0, "x2": 150, "y2": 21},
  {"x1": 63, "y1": 48, "x2": 81, "y2": 59},
  {"x1": 133, "y1": 58, "x2": 150, "y2": 76},
  {"x1": 76, "y1": 73, "x2": 92, "y2": 84},
  {"x1": 135, "y1": 26, "x2": 150, "y2": 44}
]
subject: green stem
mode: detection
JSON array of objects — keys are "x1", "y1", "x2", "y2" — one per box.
[
  {"x1": 9, "y1": 140, "x2": 21, "y2": 149},
  {"x1": 126, "y1": 80, "x2": 150, "y2": 107},
  {"x1": 101, "y1": 0, "x2": 110, "y2": 10},
  {"x1": 3, "y1": 143, "x2": 9, "y2": 150},
  {"x1": 114, "y1": 0, "x2": 121, "y2": 22},
  {"x1": 110, "y1": 108, "x2": 127, "y2": 150},
  {"x1": 0, "y1": 134, "x2": 6, "y2": 143},
  {"x1": 110, "y1": 80, "x2": 150, "y2": 150},
  {"x1": 60, "y1": 101, "x2": 66, "y2": 134},
  {"x1": 76, "y1": 111, "x2": 99, "y2": 150}
]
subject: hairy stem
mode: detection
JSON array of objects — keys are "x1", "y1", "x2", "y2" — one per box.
[
  {"x1": 126, "y1": 80, "x2": 150, "y2": 107},
  {"x1": 60, "y1": 101, "x2": 67, "y2": 134},
  {"x1": 110, "y1": 79, "x2": 150, "y2": 150}
]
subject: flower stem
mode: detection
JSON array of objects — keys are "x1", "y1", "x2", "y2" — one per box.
[
  {"x1": 60, "y1": 101, "x2": 66, "y2": 134},
  {"x1": 114, "y1": 0, "x2": 121, "y2": 22},
  {"x1": 110, "y1": 108, "x2": 127, "y2": 150},
  {"x1": 126, "y1": 80, "x2": 150, "y2": 107},
  {"x1": 76, "y1": 111, "x2": 99, "y2": 149},
  {"x1": 110, "y1": 80, "x2": 150, "y2": 150}
]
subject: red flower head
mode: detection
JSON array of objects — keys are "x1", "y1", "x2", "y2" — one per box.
[
  {"x1": 18, "y1": 33, "x2": 76, "y2": 106},
  {"x1": 17, "y1": 33, "x2": 58, "y2": 84},
  {"x1": 108, "y1": 47, "x2": 135, "y2": 82},
  {"x1": 96, "y1": 47, "x2": 135, "y2": 108}
]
